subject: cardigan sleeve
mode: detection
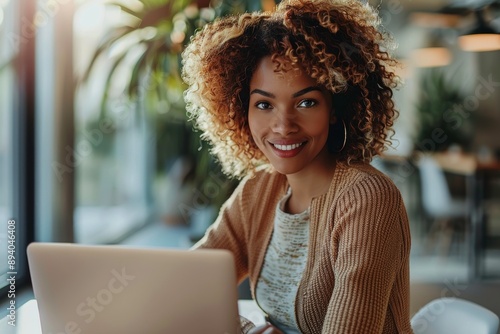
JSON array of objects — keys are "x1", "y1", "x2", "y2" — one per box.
[
  {"x1": 323, "y1": 175, "x2": 408, "y2": 333},
  {"x1": 191, "y1": 176, "x2": 251, "y2": 283}
]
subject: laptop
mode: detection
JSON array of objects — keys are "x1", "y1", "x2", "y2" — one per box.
[{"x1": 27, "y1": 242, "x2": 240, "y2": 334}]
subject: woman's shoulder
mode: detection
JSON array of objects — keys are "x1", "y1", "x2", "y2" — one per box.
[{"x1": 335, "y1": 161, "x2": 400, "y2": 196}]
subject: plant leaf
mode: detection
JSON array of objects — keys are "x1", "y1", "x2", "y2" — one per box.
[{"x1": 79, "y1": 26, "x2": 136, "y2": 84}]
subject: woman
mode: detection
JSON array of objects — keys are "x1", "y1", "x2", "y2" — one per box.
[{"x1": 182, "y1": 0, "x2": 412, "y2": 333}]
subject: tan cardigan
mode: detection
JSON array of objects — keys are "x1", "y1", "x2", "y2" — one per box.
[{"x1": 195, "y1": 162, "x2": 413, "y2": 334}]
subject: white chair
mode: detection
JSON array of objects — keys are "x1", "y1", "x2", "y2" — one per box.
[
  {"x1": 418, "y1": 155, "x2": 468, "y2": 255},
  {"x1": 411, "y1": 297, "x2": 499, "y2": 334},
  {"x1": 418, "y1": 155, "x2": 467, "y2": 220}
]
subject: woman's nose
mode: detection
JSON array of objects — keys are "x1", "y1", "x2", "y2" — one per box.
[{"x1": 271, "y1": 111, "x2": 298, "y2": 135}]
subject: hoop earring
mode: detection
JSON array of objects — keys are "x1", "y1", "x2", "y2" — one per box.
[
  {"x1": 337, "y1": 119, "x2": 347, "y2": 152},
  {"x1": 327, "y1": 119, "x2": 347, "y2": 153}
]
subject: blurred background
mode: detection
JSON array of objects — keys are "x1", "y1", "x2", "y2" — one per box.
[{"x1": 1, "y1": 0, "x2": 500, "y2": 319}]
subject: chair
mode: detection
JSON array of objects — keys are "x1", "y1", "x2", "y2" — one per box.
[
  {"x1": 418, "y1": 155, "x2": 468, "y2": 256},
  {"x1": 411, "y1": 297, "x2": 499, "y2": 334}
]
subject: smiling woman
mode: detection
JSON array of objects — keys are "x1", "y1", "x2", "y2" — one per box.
[
  {"x1": 182, "y1": 0, "x2": 412, "y2": 333},
  {"x1": 248, "y1": 57, "x2": 334, "y2": 211}
]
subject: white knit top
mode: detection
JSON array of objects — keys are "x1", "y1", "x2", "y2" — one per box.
[{"x1": 255, "y1": 190, "x2": 309, "y2": 333}]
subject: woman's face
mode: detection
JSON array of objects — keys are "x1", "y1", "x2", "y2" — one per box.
[{"x1": 248, "y1": 56, "x2": 334, "y2": 176}]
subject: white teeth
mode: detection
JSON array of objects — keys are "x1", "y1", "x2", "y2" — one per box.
[{"x1": 273, "y1": 142, "x2": 304, "y2": 151}]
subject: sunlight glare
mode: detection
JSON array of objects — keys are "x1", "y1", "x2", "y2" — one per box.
[{"x1": 74, "y1": 1, "x2": 106, "y2": 34}]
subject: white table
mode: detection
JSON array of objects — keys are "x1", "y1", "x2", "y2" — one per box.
[
  {"x1": 0, "y1": 300, "x2": 41, "y2": 334},
  {"x1": 0, "y1": 299, "x2": 265, "y2": 333}
]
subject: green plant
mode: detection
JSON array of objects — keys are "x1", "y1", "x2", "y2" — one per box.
[
  {"x1": 80, "y1": 0, "x2": 277, "y2": 218},
  {"x1": 414, "y1": 69, "x2": 474, "y2": 152}
]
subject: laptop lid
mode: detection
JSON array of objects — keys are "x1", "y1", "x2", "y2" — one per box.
[{"x1": 27, "y1": 242, "x2": 239, "y2": 334}]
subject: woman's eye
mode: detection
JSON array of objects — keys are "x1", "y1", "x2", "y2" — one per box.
[
  {"x1": 255, "y1": 101, "x2": 272, "y2": 110},
  {"x1": 298, "y1": 99, "x2": 317, "y2": 108}
]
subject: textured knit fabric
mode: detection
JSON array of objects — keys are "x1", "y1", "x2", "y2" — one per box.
[
  {"x1": 194, "y1": 161, "x2": 413, "y2": 334},
  {"x1": 256, "y1": 190, "x2": 309, "y2": 331}
]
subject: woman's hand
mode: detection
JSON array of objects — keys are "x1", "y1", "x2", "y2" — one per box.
[{"x1": 247, "y1": 323, "x2": 285, "y2": 334}]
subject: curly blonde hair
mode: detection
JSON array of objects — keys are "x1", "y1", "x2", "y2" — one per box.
[{"x1": 182, "y1": 0, "x2": 400, "y2": 179}]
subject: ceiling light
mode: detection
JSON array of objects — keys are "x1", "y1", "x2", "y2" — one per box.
[
  {"x1": 411, "y1": 47, "x2": 452, "y2": 68},
  {"x1": 409, "y1": 12, "x2": 461, "y2": 29},
  {"x1": 411, "y1": 31, "x2": 452, "y2": 68},
  {"x1": 458, "y1": 9, "x2": 500, "y2": 52}
]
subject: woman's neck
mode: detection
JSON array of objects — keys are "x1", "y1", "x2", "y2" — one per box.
[{"x1": 284, "y1": 159, "x2": 337, "y2": 214}]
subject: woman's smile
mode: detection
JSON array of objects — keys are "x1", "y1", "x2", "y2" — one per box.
[{"x1": 270, "y1": 141, "x2": 306, "y2": 157}]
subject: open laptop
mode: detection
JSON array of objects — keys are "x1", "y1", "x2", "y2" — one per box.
[{"x1": 27, "y1": 242, "x2": 240, "y2": 334}]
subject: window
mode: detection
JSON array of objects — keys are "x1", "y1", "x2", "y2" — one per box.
[
  {"x1": 73, "y1": 0, "x2": 152, "y2": 244},
  {"x1": 0, "y1": 0, "x2": 34, "y2": 292},
  {"x1": 0, "y1": 0, "x2": 16, "y2": 288}
]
